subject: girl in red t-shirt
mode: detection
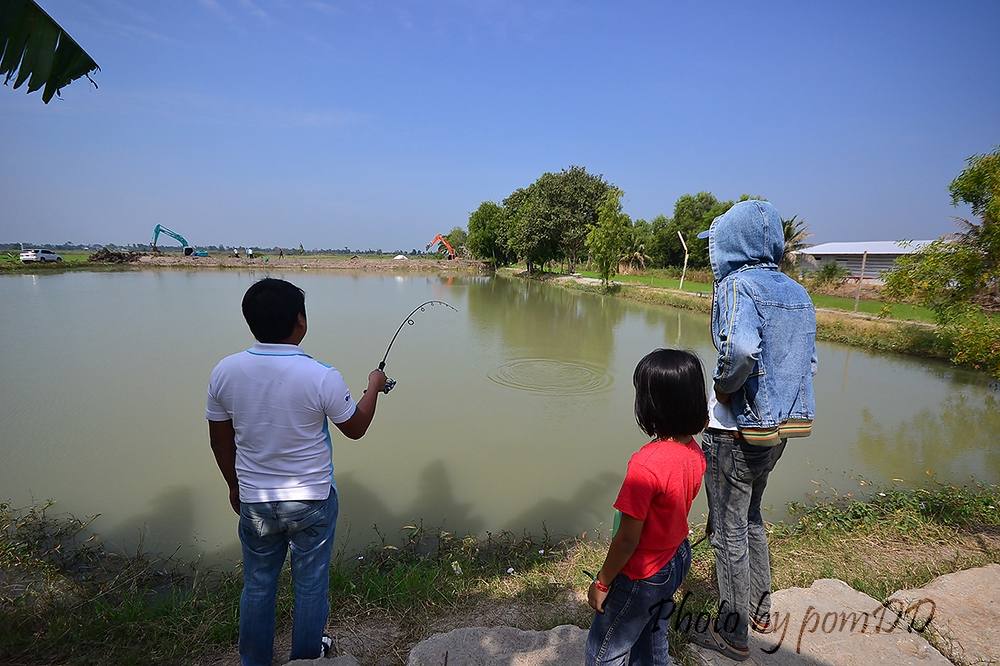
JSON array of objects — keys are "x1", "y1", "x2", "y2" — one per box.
[{"x1": 586, "y1": 349, "x2": 708, "y2": 665}]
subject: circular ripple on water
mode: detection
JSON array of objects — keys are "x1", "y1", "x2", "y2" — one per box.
[{"x1": 488, "y1": 358, "x2": 613, "y2": 396}]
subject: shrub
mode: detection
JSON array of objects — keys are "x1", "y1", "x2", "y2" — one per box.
[
  {"x1": 940, "y1": 308, "x2": 1000, "y2": 376},
  {"x1": 811, "y1": 261, "x2": 850, "y2": 287}
]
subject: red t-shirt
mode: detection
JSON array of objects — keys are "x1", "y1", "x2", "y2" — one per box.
[{"x1": 614, "y1": 437, "x2": 706, "y2": 580}]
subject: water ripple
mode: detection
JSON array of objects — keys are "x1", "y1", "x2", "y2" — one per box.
[{"x1": 488, "y1": 358, "x2": 613, "y2": 396}]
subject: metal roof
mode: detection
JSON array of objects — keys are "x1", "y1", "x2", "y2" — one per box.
[{"x1": 804, "y1": 240, "x2": 934, "y2": 256}]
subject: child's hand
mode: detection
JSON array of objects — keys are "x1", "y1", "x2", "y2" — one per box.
[{"x1": 588, "y1": 581, "x2": 609, "y2": 613}]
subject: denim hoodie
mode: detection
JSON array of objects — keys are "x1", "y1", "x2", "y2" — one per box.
[{"x1": 707, "y1": 200, "x2": 817, "y2": 444}]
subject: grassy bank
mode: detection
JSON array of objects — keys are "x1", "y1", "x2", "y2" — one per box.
[
  {"x1": 571, "y1": 268, "x2": 938, "y2": 323},
  {"x1": 3, "y1": 483, "x2": 998, "y2": 664},
  {"x1": 507, "y1": 270, "x2": 957, "y2": 367},
  {"x1": 0, "y1": 251, "x2": 92, "y2": 272},
  {"x1": 573, "y1": 269, "x2": 937, "y2": 322}
]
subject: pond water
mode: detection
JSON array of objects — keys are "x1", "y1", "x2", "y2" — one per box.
[{"x1": 1, "y1": 270, "x2": 997, "y2": 562}]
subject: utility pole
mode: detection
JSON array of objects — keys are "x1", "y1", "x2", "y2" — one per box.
[
  {"x1": 678, "y1": 231, "x2": 689, "y2": 292},
  {"x1": 853, "y1": 251, "x2": 868, "y2": 312}
]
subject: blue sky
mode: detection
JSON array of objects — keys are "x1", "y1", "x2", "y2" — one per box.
[{"x1": 2, "y1": 0, "x2": 999, "y2": 249}]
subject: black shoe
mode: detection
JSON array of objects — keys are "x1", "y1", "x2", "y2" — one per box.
[{"x1": 321, "y1": 633, "x2": 333, "y2": 658}]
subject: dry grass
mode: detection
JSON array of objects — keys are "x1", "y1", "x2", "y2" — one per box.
[{"x1": 4, "y1": 484, "x2": 998, "y2": 665}]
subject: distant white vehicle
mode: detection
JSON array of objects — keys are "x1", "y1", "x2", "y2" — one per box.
[
  {"x1": 20, "y1": 249, "x2": 62, "y2": 263},
  {"x1": 393, "y1": 255, "x2": 409, "y2": 260}
]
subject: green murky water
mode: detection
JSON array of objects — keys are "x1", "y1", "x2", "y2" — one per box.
[{"x1": 1, "y1": 270, "x2": 996, "y2": 560}]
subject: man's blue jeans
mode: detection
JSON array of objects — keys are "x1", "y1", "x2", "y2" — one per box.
[
  {"x1": 586, "y1": 540, "x2": 692, "y2": 665},
  {"x1": 237, "y1": 487, "x2": 338, "y2": 666},
  {"x1": 701, "y1": 431, "x2": 786, "y2": 649}
]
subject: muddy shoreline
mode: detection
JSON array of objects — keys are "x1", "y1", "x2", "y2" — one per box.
[{"x1": 135, "y1": 254, "x2": 487, "y2": 273}]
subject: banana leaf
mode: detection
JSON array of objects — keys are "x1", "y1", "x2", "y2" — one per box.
[{"x1": 1, "y1": 0, "x2": 99, "y2": 103}]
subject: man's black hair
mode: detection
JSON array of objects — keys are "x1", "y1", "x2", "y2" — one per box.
[
  {"x1": 241, "y1": 278, "x2": 306, "y2": 343},
  {"x1": 633, "y1": 348, "x2": 709, "y2": 440}
]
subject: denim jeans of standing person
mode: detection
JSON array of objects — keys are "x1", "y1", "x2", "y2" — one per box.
[
  {"x1": 586, "y1": 540, "x2": 692, "y2": 665},
  {"x1": 238, "y1": 487, "x2": 338, "y2": 666},
  {"x1": 701, "y1": 431, "x2": 786, "y2": 648}
]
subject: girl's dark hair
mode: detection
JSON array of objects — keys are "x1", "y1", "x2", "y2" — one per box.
[
  {"x1": 633, "y1": 348, "x2": 709, "y2": 440},
  {"x1": 242, "y1": 278, "x2": 306, "y2": 343}
]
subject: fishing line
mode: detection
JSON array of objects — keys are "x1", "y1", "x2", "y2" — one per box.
[{"x1": 369, "y1": 300, "x2": 458, "y2": 394}]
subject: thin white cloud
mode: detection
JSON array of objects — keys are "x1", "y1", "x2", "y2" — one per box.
[
  {"x1": 237, "y1": 0, "x2": 271, "y2": 22},
  {"x1": 304, "y1": 1, "x2": 340, "y2": 16},
  {"x1": 101, "y1": 89, "x2": 367, "y2": 130},
  {"x1": 198, "y1": 0, "x2": 240, "y2": 28}
]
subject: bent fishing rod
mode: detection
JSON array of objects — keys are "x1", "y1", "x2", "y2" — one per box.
[{"x1": 366, "y1": 300, "x2": 458, "y2": 394}]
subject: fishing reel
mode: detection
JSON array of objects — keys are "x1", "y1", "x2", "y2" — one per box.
[{"x1": 382, "y1": 378, "x2": 396, "y2": 394}]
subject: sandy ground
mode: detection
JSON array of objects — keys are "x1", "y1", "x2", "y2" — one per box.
[{"x1": 136, "y1": 254, "x2": 485, "y2": 273}]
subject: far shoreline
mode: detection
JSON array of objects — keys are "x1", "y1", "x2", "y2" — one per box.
[{"x1": 0, "y1": 251, "x2": 488, "y2": 275}]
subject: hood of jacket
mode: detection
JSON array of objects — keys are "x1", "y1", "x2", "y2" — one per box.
[{"x1": 707, "y1": 200, "x2": 785, "y2": 281}]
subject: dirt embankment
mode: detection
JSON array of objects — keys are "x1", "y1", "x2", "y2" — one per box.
[{"x1": 136, "y1": 254, "x2": 486, "y2": 272}]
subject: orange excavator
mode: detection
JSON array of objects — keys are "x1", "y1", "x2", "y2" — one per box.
[{"x1": 426, "y1": 234, "x2": 457, "y2": 260}]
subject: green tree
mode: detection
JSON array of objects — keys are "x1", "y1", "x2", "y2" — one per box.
[
  {"x1": 670, "y1": 192, "x2": 733, "y2": 268},
  {"x1": 780, "y1": 215, "x2": 810, "y2": 274},
  {"x1": 504, "y1": 185, "x2": 562, "y2": 273},
  {"x1": 586, "y1": 188, "x2": 631, "y2": 288},
  {"x1": 546, "y1": 166, "x2": 612, "y2": 271},
  {"x1": 445, "y1": 226, "x2": 467, "y2": 255},
  {"x1": 646, "y1": 214, "x2": 673, "y2": 267},
  {"x1": 467, "y1": 201, "x2": 514, "y2": 266},
  {"x1": 884, "y1": 148, "x2": 1000, "y2": 375},
  {"x1": 503, "y1": 167, "x2": 611, "y2": 272}
]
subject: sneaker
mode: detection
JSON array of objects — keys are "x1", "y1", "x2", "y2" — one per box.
[
  {"x1": 320, "y1": 634, "x2": 333, "y2": 658},
  {"x1": 691, "y1": 622, "x2": 750, "y2": 661},
  {"x1": 750, "y1": 614, "x2": 773, "y2": 634}
]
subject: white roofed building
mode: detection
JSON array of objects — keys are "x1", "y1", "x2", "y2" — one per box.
[{"x1": 802, "y1": 240, "x2": 934, "y2": 283}]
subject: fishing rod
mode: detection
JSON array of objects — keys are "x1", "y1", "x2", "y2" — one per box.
[{"x1": 368, "y1": 300, "x2": 458, "y2": 394}]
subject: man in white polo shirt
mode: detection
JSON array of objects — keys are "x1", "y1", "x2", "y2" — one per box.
[{"x1": 207, "y1": 278, "x2": 387, "y2": 666}]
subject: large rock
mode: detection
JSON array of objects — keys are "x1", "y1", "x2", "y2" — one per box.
[
  {"x1": 407, "y1": 625, "x2": 587, "y2": 665},
  {"x1": 889, "y1": 563, "x2": 1000, "y2": 666},
  {"x1": 689, "y1": 579, "x2": 948, "y2": 665}
]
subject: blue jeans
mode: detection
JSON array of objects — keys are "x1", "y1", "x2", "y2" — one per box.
[
  {"x1": 701, "y1": 431, "x2": 786, "y2": 648},
  {"x1": 238, "y1": 487, "x2": 338, "y2": 666},
  {"x1": 586, "y1": 540, "x2": 692, "y2": 665}
]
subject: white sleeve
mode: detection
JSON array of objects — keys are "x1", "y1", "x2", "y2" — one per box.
[
  {"x1": 320, "y1": 368, "x2": 357, "y2": 424},
  {"x1": 205, "y1": 366, "x2": 230, "y2": 421}
]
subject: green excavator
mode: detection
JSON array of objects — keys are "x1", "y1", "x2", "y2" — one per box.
[{"x1": 150, "y1": 224, "x2": 208, "y2": 257}]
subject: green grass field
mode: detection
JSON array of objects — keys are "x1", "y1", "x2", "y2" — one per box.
[
  {"x1": 0, "y1": 250, "x2": 91, "y2": 271},
  {"x1": 574, "y1": 269, "x2": 938, "y2": 323}
]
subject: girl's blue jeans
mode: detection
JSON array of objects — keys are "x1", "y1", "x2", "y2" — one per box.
[
  {"x1": 586, "y1": 539, "x2": 692, "y2": 666},
  {"x1": 237, "y1": 487, "x2": 338, "y2": 666}
]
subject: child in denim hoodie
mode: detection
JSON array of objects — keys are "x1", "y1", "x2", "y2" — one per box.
[{"x1": 696, "y1": 200, "x2": 817, "y2": 660}]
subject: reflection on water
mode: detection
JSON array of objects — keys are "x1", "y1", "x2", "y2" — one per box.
[
  {"x1": 859, "y1": 393, "x2": 1000, "y2": 483},
  {"x1": 0, "y1": 270, "x2": 996, "y2": 562}
]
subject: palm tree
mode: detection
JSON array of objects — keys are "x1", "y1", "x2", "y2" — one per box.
[
  {"x1": 781, "y1": 215, "x2": 810, "y2": 274},
  {"x1": 619, "y1": 238, "x2": 652, "y2": 274},
  {"x1": 1, "y1": 0, "x2": 99, "y2": 104}
]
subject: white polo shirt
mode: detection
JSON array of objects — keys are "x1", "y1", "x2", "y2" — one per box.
[{"x1": 206, "y1": 343, "x2": 357, "y2": 503}]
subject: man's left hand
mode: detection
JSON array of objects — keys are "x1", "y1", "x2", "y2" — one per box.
[{"x1": 229, "y1": 487, "x2": 240, "y2": 515}]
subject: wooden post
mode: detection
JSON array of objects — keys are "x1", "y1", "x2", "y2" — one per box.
[
  {"x1": 853, "y1": 251, "x2": 868, "y2": 312},
  {"x1": 677, "y1": 231, "x2": 689, "y2": 292}
]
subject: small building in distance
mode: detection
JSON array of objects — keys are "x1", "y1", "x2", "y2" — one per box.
[{"x1": 802, "y1": 240, "x2": 933, "y2": 283}]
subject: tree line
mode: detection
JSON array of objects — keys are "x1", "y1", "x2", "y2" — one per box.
[{"x1": 461, "y1": 166, "x2": 794, "y2": 282}]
